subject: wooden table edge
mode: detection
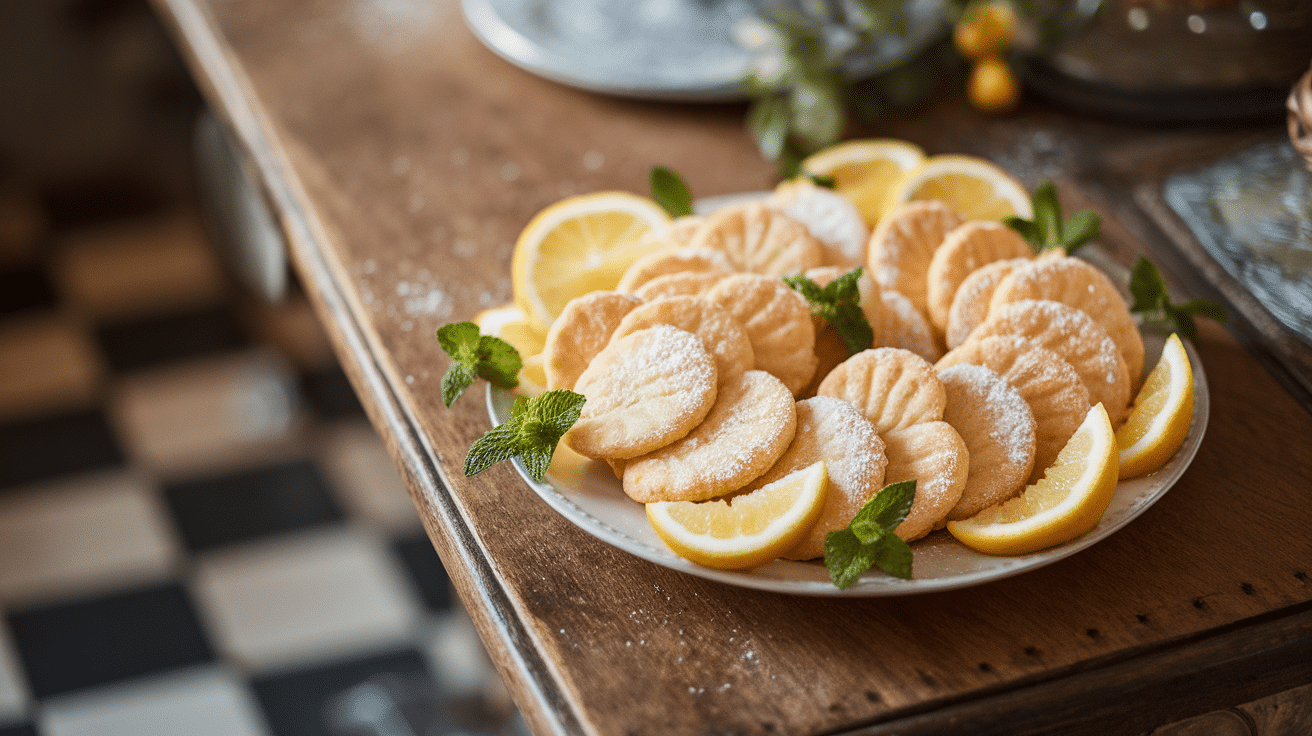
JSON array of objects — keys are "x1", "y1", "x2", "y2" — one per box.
[{"x1": 148, "y1": 2, "x2": 588, "y2": 733}]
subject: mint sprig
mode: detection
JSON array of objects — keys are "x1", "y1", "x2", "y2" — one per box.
[
  {"x1": 465, "y1": 390, "x2": 586, "y2": 482},
  {"x1": 1128, "y1": 257, "x2": 1228, "y2": 340},
  {"x1": 783, "y1": 267, "x2": 874, "y2": 355},
  {"x1": 825, "y1": 480, "x2": 916, "y2": 588},
  {"x1": 1004, "y1": 181, "x2": 1102, "y2": 256},
  {"x1": 436, "y1": 322, "x2": 521, "y2": 407},
  {"x1": 649, "y1": 166, "x2": 694, "y2": 219}
]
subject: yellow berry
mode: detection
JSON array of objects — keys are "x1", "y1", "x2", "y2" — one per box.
[
  {"x1": 954, "y1": 2, "x2": 1017, "y2": 60},
  {"x1": 968, "y1": 56, "x2": 1020, "y2": 113}
]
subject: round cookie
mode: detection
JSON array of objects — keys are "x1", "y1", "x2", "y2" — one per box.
[
  {"x1": 543, "y1": 290, "x2": 643, "y2": 390},
  {"x1": 770, "y1": 178, "x2": 869, "y2": 268},
  {"x1": 609, "y1": 295, "x2": 755, "y2": 385},
  {"x1": 816, "y1": 347, "x2": 946, "y2": 435},
  {"x1": 706, "y1": 273, "x2": 818, "y2": 397},
  {"x1": 881, "y1": 421, "x2": 969, "y2": 542},
  {"x1": 874, "y1": 289, "x2": 941, "y2": 363},
  {"x1": 565, "y1": 325, "x2": 717, "y2": 460},
  {"x1": 936, "y1": 335, "x2": 1091, "y2": 483},
  {"x1": 686, "y1": 201, "x2": 824, "y2": 277},
  {"x1": 866, "y1": 200, "x2": 967, "y2": 318},
  {"x1": 622, "y1": 370, "x2": 797, "y2": 503},
  {"x1": 926, "y1": 220, "x2": 1033, "y2": 333},
  {"x1": 740, "y1": 396, "x2": 888, "y2": 561},
  {"x1": 632, "y1": 271, "x2": 726, "y2": 301},
  {"x1": 988, "y1": 255, "x2": 1145, "y2": 386},
  {"x1": 937, "y1": 363, "x2": 1037, "y2": 520},
  {"x1": 967, "y1": 299, "x2": 1132, "y2": 425},
  {"x1": 615, "y1": 247, "x2": 733, "y2": 294},
  {"x1": 944, "y1": 257, "x2": 1031, "y2": 349}
]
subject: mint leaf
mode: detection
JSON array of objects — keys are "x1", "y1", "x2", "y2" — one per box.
[
  {"x1": 808, "y1": 173, "x2": 836, "y2": 189},
  {"x1": 849, "y1": 480, "x2": 915, "y2": 543},
  {"x1": 436, "y1": 322, "x2": 521, "y2": 407},
  {"x1": 824, "y1": 529, "x2": 878, "y2": 590},
  {"x1": 783, "y1": 268, "x2": 874, "y2": 354},
  {"x1": 1006, "y1": 180, "x2": 1102, "y2": 256},
  {"x1": 823, "y1": 480, "x2": 916, "y2": 588},
  {"x1": 1128, "y1": 257, "x2": 1227, "y2": 339},
  {"x1": 650, "y1": 167, "x2": 694, "y2": 218},
  {"x1": 464, "y1": 389, "x2": 586, "y2": 482}
]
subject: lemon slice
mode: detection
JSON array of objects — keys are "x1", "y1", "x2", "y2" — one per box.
[
  {"x1": 1117, "y1": 334, "x2": 1194, "y2": 479},
  {"x1": 800, "y1": 139, "x2": 926, "y2": 227},
  {"x1": 947, "y1": 403, "x2": 1118, "y2": 556},
  {"x1": 512, "y1": 192, "x2": 672, "y2": 332},
  {"x1": 890, "y1": 154, "x2": 1034, "y2": 221},
  {"x1": 646, "y1": 461, "x2": 828, "y2": 570}
]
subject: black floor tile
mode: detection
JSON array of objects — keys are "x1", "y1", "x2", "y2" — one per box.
[
  {"x1": 0, "y1": 266, "x2": 56, "y2": 314},
  {"x1": 300, "y1": 365, "x2": 366, "y2": 420},
  {"x1": 0, "y1": 409, "x2": 125, "y2": 491},
  {"x1": 96, "y1": 306, "x2": 247, "y2": 372},
  {"x1": 251, "y1": 648, "x2": 436, "y2": 736},
  {"x1": 6, "y1": 582, "x2": 214, "y2": 699},
  {"x1": 0, "y1": 724, "x2": 36, "y2": 736},
  {"x1": 392, "y1": 533, "x2": 453, "y2": 614},
  {"x1": 41, "y1": 175, "x2": 173, "y2": 230},
  {"x1": 161, "y1": 459, "x2": 344, "y2": 552}
]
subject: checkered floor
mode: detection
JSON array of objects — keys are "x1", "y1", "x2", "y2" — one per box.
[{"x1": 0, "y1": 189, "x2": 525, "y2": 736}]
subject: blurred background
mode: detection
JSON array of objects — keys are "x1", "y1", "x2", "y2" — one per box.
[{"x1": 0, "y1": 1, "x2": 524, "y2": 735}]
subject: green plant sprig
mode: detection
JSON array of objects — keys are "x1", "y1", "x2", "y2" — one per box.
[
  {"x1": 1004, "y1": 181, "x2": 1101, "y2": 256},
  {"x1": 436, "y1": 322, "x2": 521, "y2": 407},
  {"x1": 783, "y1": 267, "x2": 875, "y2": 355},
  {"x1": 1128, "y1": 257, "x2": 1228, "y2": 340},
  {"x1": 825, "y1": 480, "x2": 916, "y2": 588},
  {"x1": 465, "y1": 390, "x2": 585, "y2": 482},
  {"x1": 650, "y1": 166, "x2": 695, "y2": 218}
]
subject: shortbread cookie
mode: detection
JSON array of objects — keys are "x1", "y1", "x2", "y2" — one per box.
[
  {"x1": 565, "y1": 325, "x2": 717, "y2": 460},
  {"x1": 866, "y1": 200, "x2": 967, "y2": 318},
  {"x1": 944, "y1": 257, "x2": 1030, "y2": 349},
  {"x1": 875, "y1": 289, "x2": 942, "y2": 363},
  {"x1": 623, "y1": 370, "x2": 796, "y2": 503},
  {"x1": 936, "y1": 335, "x2": 1091, "y2": 482},
  {"x1": 771, "y1": 178, "x2": 869, "y2": 268},
  {"x1": 687, "y1": 202, "x2": 824, "y2": 277},
  {"x1": 968, "y1": 299, "x2": 1132, "y2": 425},
  {"x1": 740, "y1": 396, "x2": 887, "y2": 560},
  {"x1": 639, "y1": 214, "x2": 704, "y2": 249},
  {"x1": 544, "y1": 290, "x2": 643, "y2": 390},
  {"x1": 631, "y1": 271, "x2": 727, "y2": 301},
  {"x1": 615, "y1": 247, "x2": 733, "y2": 294},
  {"x1": 817, "y1": 347, "x2": 945, "y2": 435},
  {"x1": 609, "y1": 296, "x2": 754, "y2": 385},
  {"x1": 926, "y1": 220, "x2": 1033, "y2": 333},
  {"x1": 989, "y1": 255, "x2": 1145, "y2": 385},
  {"x1": 706, "y1": 274, "x2": 817, "y2": 396},
  {"x1": 938, "y1": 364, "x2": 1037, "y2": 520},
  {"x1": 882, "y1": 421, "x2": 969, "y2": 542}
]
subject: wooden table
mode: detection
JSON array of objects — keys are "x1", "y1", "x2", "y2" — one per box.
[{"x1": 151, "y1": 1, "x2": 1312, "y2": 733}]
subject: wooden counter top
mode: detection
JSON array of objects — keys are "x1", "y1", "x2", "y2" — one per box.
[{"x1": 151, "y1": 1, "x2": 1312, "y2": 733}]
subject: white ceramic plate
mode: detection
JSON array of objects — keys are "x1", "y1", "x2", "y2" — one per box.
[{"x1": 486, "y1": 328, "x2": 1207, "y2": 597}]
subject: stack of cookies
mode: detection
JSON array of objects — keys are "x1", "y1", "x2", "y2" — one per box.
[{"x1": 541, "y1": 186, "x2": 1141, "y2": 560}]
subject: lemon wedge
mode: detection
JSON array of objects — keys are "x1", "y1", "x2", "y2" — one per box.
[
  {"x1": 890, "y1": 154, "x2": 1033, "y2": 221},
  {"x1": 800, "y1": 139, "x2": 926, "y2": 227},
  {"x1": 1117, "y1": 333, "x2": 1194, "y2": 479},
  {"x1": 947, "y1": 403, "x2": 1118, "y2": 556},
  {"x1": 474, "y1": 304, "x2": 546, "y2": 357},
  {"x1": 646, "y1": 461, "x2": 828, "y2": 570},
  {"x1": 511, "y1": 192, "x2": 672, "y2": 332}
]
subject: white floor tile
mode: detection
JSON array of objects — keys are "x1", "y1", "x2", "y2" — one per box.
[
  {"x1": 192, "y1": 527, "x2": 421, "y2": 672},
  {"x1": 38, "y1": 666, "x2": 268, "y2": 736},
  {"x1": 0, "y1": 616, "x2": 29, "y2": 722},
  {"x1": 319, "y1": 422, "x2": 419, "y2": 533},
  {"x1": 0, "y1": 472, "x2": 178, "y2": 605},
  {"x1": 110, "y1": 350, "x2": 303, "y2": 474},
  {"x1": 423, "y1": 610, "x2": 495, "y2": 696}
]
